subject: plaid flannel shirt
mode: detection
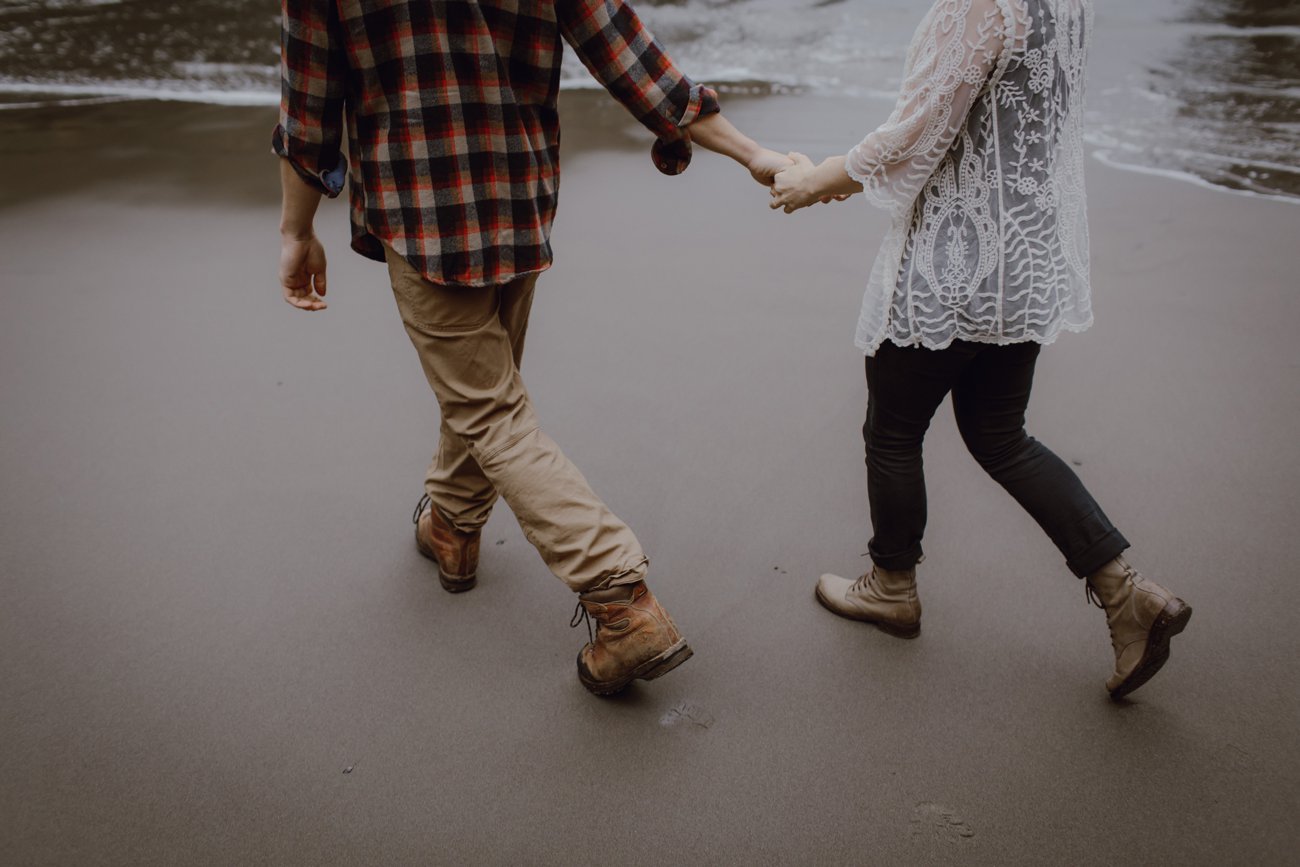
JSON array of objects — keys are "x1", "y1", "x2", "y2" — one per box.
[{"x1": 274, "y1": 0, "x2": 720, "y2": 287}]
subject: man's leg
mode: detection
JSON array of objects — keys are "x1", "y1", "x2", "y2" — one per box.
[
  {"x1": 423, "y1": 279, "x2": 534, "y2": 533},
  {"x1": 386, "y1": 248, "x2": 644, "y2": 592},
  {"x1": 386, "y1": 249, "x2": 690, "y2": 693}
]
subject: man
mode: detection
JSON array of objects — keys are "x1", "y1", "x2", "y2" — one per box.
[{"x1": 274, "y1": 0, "x2": 789, "y2": 695}]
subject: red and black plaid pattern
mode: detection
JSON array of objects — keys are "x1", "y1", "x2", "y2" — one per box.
[{"x1": 274, "y1": 0, "x2": 720, "y2": 287}]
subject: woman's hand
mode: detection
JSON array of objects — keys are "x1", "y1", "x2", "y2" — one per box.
[
  {"x1": 771, "y1": 152, "x2": 862, "y2": 213},
  {"x1": 770, "y1": 152, "x2": 821, "y2": 213}
]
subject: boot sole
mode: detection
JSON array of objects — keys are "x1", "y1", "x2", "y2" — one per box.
[
  {"x1": 814, "y1": 584, "x2": 920, "y2": 639},
  {"x1": 577, "y1": 639, "x2": 694, "y2": 696},
  {"x1": 1109, "y1": 598, "x2": 1192, "y2": 701},
  {"x1": 415, "y1": 528, "x2": 477, "y2": 594}
]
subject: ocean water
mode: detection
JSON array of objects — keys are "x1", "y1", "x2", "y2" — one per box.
[{"x1": 0, "y1": 0, "x2": 1296, "y2": 201}]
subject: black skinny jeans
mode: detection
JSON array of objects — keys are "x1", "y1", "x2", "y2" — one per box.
[{"x1": 863, "y1": 340, "x2": 1128, "y2": 579}]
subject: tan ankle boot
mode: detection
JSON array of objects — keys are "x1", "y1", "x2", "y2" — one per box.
[
  {"x1": 412, "y1": 494, "x2": 480, "y2": 593},
  {"x1": 1086, "y1": 556, "x2": 1192, "y2": 699},
  {"x1": 572, "y1": 581, "x2": 692, "y2": 695},
  {"x1": 815, "y1": 566, "x2": 921, "y2": 638}
]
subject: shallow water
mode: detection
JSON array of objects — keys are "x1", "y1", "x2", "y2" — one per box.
[{"x1": 0, "y1": 0, "x2": 1296, "y2": 200}]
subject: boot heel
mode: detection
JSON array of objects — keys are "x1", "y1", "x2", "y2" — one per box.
[
  {"x1": 641, "y1": 641, "x2": 693, "y2": 681},
  {"x1": 1109, "y1": 599, "x2": 1192, "y2": 700},
  {"x1": 877, "y1": 620, "x2": 921, "y2": 640},
  {"x1": 1158, "y1": 599, "x2": 1192, "y2": 637}
]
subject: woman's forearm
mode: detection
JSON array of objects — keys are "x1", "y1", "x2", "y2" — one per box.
[{"x1": 810, "y1": 155, "x2": 864, "y2": 198}]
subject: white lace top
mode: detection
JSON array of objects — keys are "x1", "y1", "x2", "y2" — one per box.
[{"x1": 846, "y1": 0, "x2": 1093, "y2": 354}]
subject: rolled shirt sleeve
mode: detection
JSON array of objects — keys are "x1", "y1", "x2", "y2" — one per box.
[
  {"x1": 272, "y1": 0, "x2": 349, "y2": 197},
  {"x1": 558, "y1": 0, "x2": 721, "y2": 175}
]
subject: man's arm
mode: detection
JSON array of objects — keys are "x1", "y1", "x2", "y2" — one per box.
[
  {"x1": 279, "y1": 160, "x2": 329, "y2": 311},
  {"x1": 557, "y1": 0, "x2": 788, "y2": 183},
  {"x1": 273, "y1": 0, "x2": 347, "y2": 311},
  {"x1": 686, "y1": 112, "x2": 793, "y2": 186}
]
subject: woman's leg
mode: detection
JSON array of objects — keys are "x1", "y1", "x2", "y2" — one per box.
[
  {"x1": 863, "y1": 341, "x2": 976, "y2": 569},
  {"x1": 950, "y1": 343, "x2": 1128, "y2": 578},
  {"x1": 817, "y1": 341, "x2": 971, "y2": 635}
]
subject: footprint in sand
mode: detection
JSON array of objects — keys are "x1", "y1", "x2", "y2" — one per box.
[
  {"x1": 659, "y1": 701, "x2": 715, "y2": 732},
  {"x1": 910, "y1": 802, "x2": 976, "y2": 843}
]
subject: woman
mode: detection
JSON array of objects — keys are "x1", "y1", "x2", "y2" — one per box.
[{"x1": 769, "y1": 0, "x2": 1191, "y2": 699}]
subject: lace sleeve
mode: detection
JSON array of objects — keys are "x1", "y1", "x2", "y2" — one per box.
[{"x1": 846, "y1": 0, "x2": 1012, "y2": 211}]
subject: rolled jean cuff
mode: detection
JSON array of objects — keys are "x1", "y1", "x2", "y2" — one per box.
[
  {"x1": 1066, "y1": 528, "x2": 1130, "y2": 579},
  {"x1": 870, "y1": 543, "x2": 924, "y2": 572}
]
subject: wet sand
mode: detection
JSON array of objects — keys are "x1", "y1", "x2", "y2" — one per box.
[{"x1": 1, "y1": 95, "x2": 1298, "y2": 864}]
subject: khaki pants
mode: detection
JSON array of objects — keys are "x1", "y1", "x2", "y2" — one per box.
[{"x1": 385, "y1": 247, "x2": 647, "y2": 593}]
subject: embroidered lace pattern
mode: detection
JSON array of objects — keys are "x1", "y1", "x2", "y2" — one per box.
[{"x1": 846, "y1": 0, "x2": 1094, "y2": 354}]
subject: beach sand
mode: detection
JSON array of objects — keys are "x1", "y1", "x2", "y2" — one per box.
[{"x1": 1, "y1": 94, "x2": 1297, "y2": 864}]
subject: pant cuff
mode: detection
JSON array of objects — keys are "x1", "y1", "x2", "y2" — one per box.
[
  {"x1": 579, "y1": 556, "x2": 650, "y2": 594},
  {"x1": 425, "y1": 494, "x2": 493, "y2": 535},
  {"x1": 1067, "y1": 528, "x2": 1130, "y2": 579},
  {"x1": 871, "y1": 545, "x2": 924, "y2": 572}
]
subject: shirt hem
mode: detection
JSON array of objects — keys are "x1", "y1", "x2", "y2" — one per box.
[{"x1": 856, "y1": 317, "x2": 1095, "y2": 356}]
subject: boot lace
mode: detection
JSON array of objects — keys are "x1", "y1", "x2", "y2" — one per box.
[
  {"x1": 1085, "y1": 581, "x2": 1120, "y2": 648},
  {"x1": 1085, "y1": 582, "x2": 1104, "y2": 610},
  {"x1": 570, "y1": 600, "x2": 595, "y2": 645},
  {"x1": 412, "y1": 492, "x2": 431, "y2": 526},
  {"x1": 850, "y1": 570, "x2": 877, "y2": 595}
]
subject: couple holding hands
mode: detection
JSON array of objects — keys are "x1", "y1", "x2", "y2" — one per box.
[{"x1": 275, "y1": 0, "x2": 1189, "y2": 701}]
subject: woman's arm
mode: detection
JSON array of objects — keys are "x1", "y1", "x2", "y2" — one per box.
[
  {"x1": 771, "y1": 0, "x2": 1012, "y2": 213},
  {"x1": 769, "y1": 153, "x2": 862, "y2": 213}
]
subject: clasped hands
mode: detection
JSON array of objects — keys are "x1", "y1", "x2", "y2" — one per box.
[{"x1": 749, "y1": 149, "x2": 857, "y2": 213}]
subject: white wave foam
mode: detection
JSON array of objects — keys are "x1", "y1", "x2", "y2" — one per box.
[
  {"x1": 1090, "y1": 149, "x2": 1300, "y2": 207},
  {"x1": 0, "y1": 94, "x2": 131, "y2": 111},
  {"x1": 0, "y1": 0, "x2": 122, "y2": 12},
  {"x1": 0, "y1": 79, "x2": 277, "y2": 106},
  {"x1": 1182, "y1": 24, "x2": 1300, "y2": 39}
]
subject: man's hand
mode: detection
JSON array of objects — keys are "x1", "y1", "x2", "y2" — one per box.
[
  {"x1": 685, "y1": 114, "x2": 798, "y2": 189},
  {"x1": 280, "y1": 233, "x2": 329, "y2": 311},
  {"x1": 747, "y1": 147, "x2": 795, "y2": 187}
]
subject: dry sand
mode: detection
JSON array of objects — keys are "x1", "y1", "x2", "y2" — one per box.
[{"x1": 1, "y1": 94, "x2": 1298, "y2": 864}]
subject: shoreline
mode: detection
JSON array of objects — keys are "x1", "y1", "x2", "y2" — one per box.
[{"x1": 1, "y1": 90, "x2": 1298, "y2": 207}]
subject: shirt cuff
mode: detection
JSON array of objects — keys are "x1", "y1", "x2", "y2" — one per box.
[
  {"x1": 845, "y1": 143, "x2": 898, "y2": 211},
  {"x1": 651, "y1": 85, "x2": 721, "y2": 176},
  {"x1": 272, "y1": 125, "x2": 347, "y2": 198}
]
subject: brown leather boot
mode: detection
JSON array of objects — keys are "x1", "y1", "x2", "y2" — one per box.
[
  {"x1": 815, "y1": 566, "x2": 921, "y2": 638},
  {"x1": 1086, "y1": 556, "x2": 1192, "y2": 699},
  {"x1": 412, "y1": 493, "x2": 479, "y2": 593},
  {"x1": 572, "y1": 580, "x2": 692, "y2": 695}
]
